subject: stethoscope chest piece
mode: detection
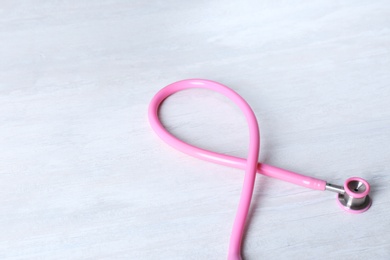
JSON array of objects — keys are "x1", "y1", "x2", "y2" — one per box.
[{"x1": 335, "y1": 177, "x2": 372, "y2": 213}]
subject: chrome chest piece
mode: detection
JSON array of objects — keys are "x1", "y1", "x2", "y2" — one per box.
[{"x1": 326, "y1": 177, "x2": 372, "y2": 213}]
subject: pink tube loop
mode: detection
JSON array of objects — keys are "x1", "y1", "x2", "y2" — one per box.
[{"x1": 148, "y1": 79, "x2": 326, "y2": 259}]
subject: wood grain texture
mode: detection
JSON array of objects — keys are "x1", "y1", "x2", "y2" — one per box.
[{"x1": 0, "y1": 1, "x2": 389, "y2": 259}]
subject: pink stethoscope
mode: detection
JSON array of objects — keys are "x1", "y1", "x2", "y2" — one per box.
[{"x1": 148, "y1": 79, "x2": 372, "y2": 260}]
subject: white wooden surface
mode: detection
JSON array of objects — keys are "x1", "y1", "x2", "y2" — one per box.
[{"x1": 1, "y1": 1, "x2": 389, "y2": 259}]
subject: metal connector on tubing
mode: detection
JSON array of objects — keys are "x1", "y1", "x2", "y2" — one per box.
[{"x1": 325, "y1": 183, "x2": 345, "y2": 194}]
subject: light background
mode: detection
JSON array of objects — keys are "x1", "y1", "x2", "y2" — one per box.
[{"x1": 0, "y1": 1, "x2": 389, "y2": 259}]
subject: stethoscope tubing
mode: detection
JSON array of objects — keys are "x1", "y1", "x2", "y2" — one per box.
[{"x1": 148, "y1": 79, "x2": 327, "y2": 259}]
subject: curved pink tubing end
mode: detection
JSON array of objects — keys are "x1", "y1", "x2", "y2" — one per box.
[
  {"x1": 149, "y1": 79, "x2": 260, "y2": 260},
  {"x1": 258, "y1": 164, "x2": 326, "y2": 191}
]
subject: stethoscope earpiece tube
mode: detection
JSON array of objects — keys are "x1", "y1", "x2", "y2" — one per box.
[{"x1": 148, "y1": 79, "x2": 372, "y2": 260}]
